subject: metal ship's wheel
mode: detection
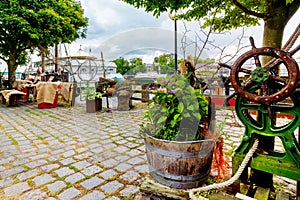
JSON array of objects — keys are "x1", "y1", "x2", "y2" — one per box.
[{"x1": 230, "y1": 47, "x2": 299, "y2": 104}]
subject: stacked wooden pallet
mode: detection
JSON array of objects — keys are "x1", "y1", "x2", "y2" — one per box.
[{"x1": 139, "y1": 176, "x2": 293, "y2": 200}]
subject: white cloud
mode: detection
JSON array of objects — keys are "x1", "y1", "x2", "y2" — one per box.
[{"x1": 74, "y1": 0, "x2": 299, "y2": 63}]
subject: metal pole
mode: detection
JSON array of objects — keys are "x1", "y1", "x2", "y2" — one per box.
[{"x1": 174, "y1": 19, "x2": 178, "y2": 72}]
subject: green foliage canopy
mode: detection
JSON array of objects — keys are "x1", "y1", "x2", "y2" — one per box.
[
  {"x1": 121, "y1": 0, "x2": 299, "y2": 32},
  {"x1": 0, "y1": 0, "x2": 88, "y2": 86},
  {"x1": 113, "y1": 57, "x2": 146, "y2": 75},
  {"x1": 153, "y1": 53, "x2": 177, "y2": 74},
  {"x1": 121, "y1": 0, "x2": 299, "y2": 53}
]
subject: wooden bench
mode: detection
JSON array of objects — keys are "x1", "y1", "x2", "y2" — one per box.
[
  {"x1": 117, "y1": 83, "x2": 157, "y2": 111},
  {"x1": 0, "y1": 90, "x2": 26, "y2": 106}
]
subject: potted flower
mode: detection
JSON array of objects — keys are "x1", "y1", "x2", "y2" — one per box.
[
  {"x1": 140, "y1": 73, "x2": 216, "y2": 189},
  {"x1": 82, "y1": 87, "x2": 102, "y2": 113}
]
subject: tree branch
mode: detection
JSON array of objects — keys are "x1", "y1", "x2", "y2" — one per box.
[
  {"x1": 231, "y1": 0, "x2": 265, "y2": 19},
  {"x1": 285, "y1": 0, "x2": 300, "y2": 23},
  {"x1": 0, "y1": 55, "x2": 7, "y2": 62}
]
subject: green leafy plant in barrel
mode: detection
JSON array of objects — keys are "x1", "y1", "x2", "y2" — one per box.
[
  {"x1": 141, "y1": 73, "x2": 209, "y2": 141},
  {"x1": 82, "y1": 87, "x2": 102, "y2": 101}
]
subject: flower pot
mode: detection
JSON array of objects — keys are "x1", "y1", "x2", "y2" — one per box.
[
  {"x1": 144, "y1": 133, "x2": 214, "y2": 189},
  {"x1": 86, "y1": 99, "x2": 98, "y2": 113}
]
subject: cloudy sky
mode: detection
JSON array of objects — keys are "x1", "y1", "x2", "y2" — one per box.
[{"x1": 72, "y1": 0, "x2": 300, "y2": 63}]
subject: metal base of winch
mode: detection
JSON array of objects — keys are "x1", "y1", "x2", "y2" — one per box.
[
  {"x1": 232, "y1": 90, "x2": 300, "y2": 183},
  {"x1": 233, "y1": 152, "x2": 300, "y2": 182}
]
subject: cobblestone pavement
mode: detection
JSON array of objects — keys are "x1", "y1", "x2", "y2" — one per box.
[{"x1": 0, "y1": 101, "x2": 297, "y2": 199}]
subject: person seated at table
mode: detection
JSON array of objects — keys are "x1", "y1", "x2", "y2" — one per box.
[{"x1": 33, "y1": 69, "x2": 41, "y2": 84}]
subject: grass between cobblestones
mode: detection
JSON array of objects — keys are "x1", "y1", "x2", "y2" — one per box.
[{"x1": 0, "y1": 104, "x2": 296, "y2": 199}]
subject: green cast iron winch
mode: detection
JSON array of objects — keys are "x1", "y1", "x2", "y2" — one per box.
[{"x1": 227, "y1": 37, "x2": 300, "y2": 182}]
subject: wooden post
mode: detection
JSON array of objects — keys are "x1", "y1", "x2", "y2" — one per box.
[
  {"x1": 101, "y1": 52, "x2": 105, "y2": 78},
  {"x1": 41, "y1": 53, "x2": 45, "y2": 73},
  {"x1": 141, "y1": 84, "x2": 149, "y2": 102},
  {"x1": 55, "y1": 44, "x2": 58, "y2": 72}
]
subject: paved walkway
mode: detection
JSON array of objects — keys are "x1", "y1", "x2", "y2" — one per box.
[
  {"x1": 0, "y1": 101, "x2": 147, "y2": 200},
  {"x1": 0, "y1": 100, "x2": 297, "y2": 199}
]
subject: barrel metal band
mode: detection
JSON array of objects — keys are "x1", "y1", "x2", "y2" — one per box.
[
  {"x1": 149, "y1": 165, "x2": 210, "y2": 181},
  {"x1": 150, "y1": 171, "x2": 209, "y2": 189},
  {"x1": 145, "y1": 141, "x2": 213, "y2": 159}
]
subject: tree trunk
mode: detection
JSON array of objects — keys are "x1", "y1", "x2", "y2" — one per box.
[
  {"x1": 7, "y1": 53, "x2": 18, "y2": 89},
  {"x1": 250, "y1": 0, "x2": 287, "y2": 189}
]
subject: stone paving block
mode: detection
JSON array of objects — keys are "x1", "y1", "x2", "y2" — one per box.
[
  {"x1": 74, "y1": 152, "x2": 93, "y2": 160},
  {"x1": 127, "y1": 149, "x2": 142, "y2": 157},
  {"x1": 126, "y1": 157, "x2": 144, "y2": 165},
  {"x1": 114, "y1": 146, "x2": 129, "y2": 153},
  {"x1": 13, "y1": 158, "x2": 30, "y2": 166},
  {"x1": 76, "y1": 147, "x2": 88, "y2": 153},
  {"x1": 19, "y1": 189, "x2": 47, "y2": 200},
  {"x1": 90, "y1": 147, "x2": 104, "y2": 154},
  {"x1": 71, "y1": 160, "x2": 91, "y2": 169},
  {"x1": 115, "y1": 163, "x2": 133, "y2": 172},
  {"x1": 4, "y1": 149, "x2": 19, "y2": 157},
  {"x1": 47, "y1": 181, "x2": 66, "y2": 193},
  {"x1": 100, "y1": 180, "x2": 124, "y2": 194},
  {"x1": 45, "y1": 198, "x2": 56, "y2": 200},
  {"x1": 114, "y1": 139, "x2": 128, "y2": 145},
  {"x1": 120, "y1": 171, "x2": 140, "y2": 183},
  {"x1": 0, "y1": 141, "x2": 12, "y2": 147},
  {"x1": 25, "y1": 159, "x2": 48, "y2": 168},
  {"x1": 62, "y1": 150, "x2": 75, "y2": 157},
  {"x1": 4, "y1": 182, "x2": 31, "y2": 196},
  {"x1": 30, "y1": 153, "x2": 48, "y2": 161},
  {"x1": 101, "y1": 151, "x2": 117, "y2": 159},
  {"x1": 19, "y1": 144, "x2": 36, "y2": 151},
  {"x1": 81, "y1": 176, "x2": 104, "y2": 190},
  {"x1": 54, "y1": 167, "x2": 74, "y2": 178},
  {"x1": 120, "y1": 185, "x2": 139, "y2": 197},
  {"x1": 125, "y1": 142, "x2": 140, "y2": 149},
  {"x1": 17, "y1": 169, "x2": 40, "y2": 181},
  {"x1": 106, "y1": 197, "x2": 120, "y2": 200},
  {"x1": 88, "y1": 143, "x2": 102, "y2": 149},
  {"x1": 65, "y1": 172, "x2": 85, "y2": 184},
  {"x1": 57, "y1": 187, "x2": 81, "y2": 200},
  {"x1": 100, "y1": 169, "x2": 117, "y2": 179},
  {"x1": 0, "y1": 166, "x2": 24, "y2": 178},
  {"x1": 101, "y1": 158, "x2": 118, "y2": 168},
  {"x1": 81, "y1": 165, "x2": 102, "y2": 176},
  {"x1": 0, "y1": 165, "x2": 5, "y2": 171},
  {"x1": 60, "y1": 157, "x2": 76, "y2": 166},
  {"x1": 51, "y1": 149, "x2": 65, "y2": 155},
  {"x1": 78, "y1": 191, "x2": 106, "y2": 200},
  {"x1": 47, "y1": 156, "x2": 60, "y2": 162},
  {"x1": 134, "y1": 164, "x2": 149, "y2": 173},
  {"x1": 103, "y1": 143, "x2": 117, "y2": 149},
  {"x1": 41, "y1": 164, "x2": 60, "y2": 172},
  {"x1": 115, "y1": 155, "x2": 130, "y2": 162},
  {"x1": 33, "y1": 173, "x2": 55, "y2": 186},
  {"x1": 0, "y1": 178, "x2": 14, "y2": 188}
]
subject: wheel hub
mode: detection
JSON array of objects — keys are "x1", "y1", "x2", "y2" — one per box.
[{"x1": 251, "y1": 68, "x2": 269, "y2": 83}]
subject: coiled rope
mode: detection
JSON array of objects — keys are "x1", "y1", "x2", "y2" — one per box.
[{"x1": 189, "y1": 138, "x2": 259, "y2": 200}]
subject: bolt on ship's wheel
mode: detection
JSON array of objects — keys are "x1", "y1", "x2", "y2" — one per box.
[{"x1": 230, "y1": 47, "x2": 299, "y2": 104}]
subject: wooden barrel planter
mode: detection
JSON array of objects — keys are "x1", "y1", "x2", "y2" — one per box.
[
  {"x1": 144, "y1": 133, "x2": 215, "y2": 189},
  {"x1": 86, "y1": 99, "x2": 97, "y2": 113}
]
